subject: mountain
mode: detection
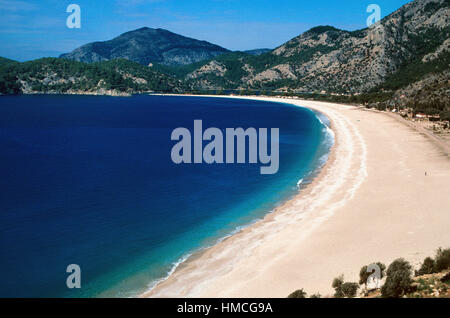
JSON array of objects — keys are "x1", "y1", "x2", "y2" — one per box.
[
  {"x1": 0, "y1": 58, "x2": 188, "y2": 95},
  {"x1": 2, "y1": 0, "x2": 448, "y2": 118},
  {"x1": 184, "y1": 0, "x2": 449, "y2": 96},
  {"x1": 0, "y1": 57, "x2": 17, "y2": 65},
  {"x1": 243, "y1": 49, "x2": 272, "y2": 56},
  {"x1": 60, "y1": 27, "x2": 230, "y2": 66}
]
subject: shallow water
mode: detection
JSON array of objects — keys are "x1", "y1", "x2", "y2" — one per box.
[{"x1": 0, "y1": 95, "x2": 331, "y2": 297}]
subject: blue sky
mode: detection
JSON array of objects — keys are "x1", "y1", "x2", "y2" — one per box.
[{"x1": 0, "y1": 0, "x2": 411, "y2": 61}]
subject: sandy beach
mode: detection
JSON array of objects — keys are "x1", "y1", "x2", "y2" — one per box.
[{"x1": 143, "y1": 97, "x2": 450, "y2": 298}]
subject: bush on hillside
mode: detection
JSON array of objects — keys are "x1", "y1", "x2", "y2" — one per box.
[
  {"x1": 381, "y1": 258, "x2": 414, "y2": 298},
  {"x1": 340, "y1": 282, "x2": 359, "y2": 298},
  {"x1": 434, "y1": 248, "x2": 450, "y2": 272},
  {"x1": 332, "y1": 275, "x2": 344, "y2": 298},
  {"x1": 287, "y1": 289, "x2": 307, "y2": 298},
  {"x1": 440, "y1": 272, "x2": 450, "y2": 284},
  {"x1": 359, "y1": 262, "x2": 386, "y2": 287},
  {"x1": 415, "y1": 257, "x2": 436, "y2": 276},
  {"x1": 332, "y1": 275, "x2": 359, "y2": 298}
]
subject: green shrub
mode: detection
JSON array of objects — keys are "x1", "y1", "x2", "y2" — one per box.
[
  {"x1": 415, "y1": 257, "x2": 436, "y2": 276},
  {"x1": 288, "y1": 289, "x2": 307, "y2": 298},
  {"x1": 381, "y1": 258, "x2": 414, "y2": 298},
  {"x1": 359, "y1": 262, "x2": 386, "y2": 287},
  {"x1": 332, "y1": 275, "x2": 344, "y2": 298},
  {"x1": 332, "y1": 275, "x2": 359, "y2": 298},
  {"x1": 416, "y1": 278, "x2": 433, "y2": 294},
  {"x1": 440, "y1": 272, "x2": 450, "y2": 285},
  {"x1": 434, "y1": 248, "x2": 450, "y2": 272},
  {"x1": 341, "y1": 282, "x2": 359, "y2": 298}
]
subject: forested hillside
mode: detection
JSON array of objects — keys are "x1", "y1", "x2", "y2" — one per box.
[{"x1": 0, "y1": 58, "x2": 187, "y2": 95}]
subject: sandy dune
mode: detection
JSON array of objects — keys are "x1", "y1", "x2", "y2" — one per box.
[{"x1": 143, "y1": 97, "x2": 450, "y2": 298}]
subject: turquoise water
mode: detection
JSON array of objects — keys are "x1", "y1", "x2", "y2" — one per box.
[{"x1": 0, "y1": 95, "x2": 332, "y2": 297}]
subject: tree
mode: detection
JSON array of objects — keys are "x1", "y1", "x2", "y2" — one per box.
[
  {"x1": 381, "y1": 258, "x2": 414, "y2": 298},
  {"x1": 341, "y1": 282, "x2": 359, "y2": 298},
  {"x1": 288, "y1": 289, "x2": 307, "y2": 298},
  {"x1": 434, "y1": 248, "x2": 450, "y2": 272},
  {"x1": 359, "y1": 262, "x2": 386, "y2": 289},
  {"x1": 415, "y1": 257, "x2": 436, "y2": 276},
  {"x1": 332, "y1": 275, "x2": 359, "y2": 298},
  {"x1": 332, "y1": 275, "x2": 344, "y2": 298}
]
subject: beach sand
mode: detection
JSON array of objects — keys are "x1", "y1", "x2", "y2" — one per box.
[{"x1": 142, "y1": 97, "x2": 450, "y2": 298}]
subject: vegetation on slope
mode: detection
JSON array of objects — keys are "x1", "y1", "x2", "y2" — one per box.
[
  {"x1": 287, "y1": 247, "x2": 450, "y2": 298},
  {"x1": 0, "y1": 58, "x2": 187, "y2": 95},
  {"x1": 0, "y1": 1, "x2": 448, "y2": 119},
  {"x1": 60, "y1": 27, "x2": 229, "y2": 66}
]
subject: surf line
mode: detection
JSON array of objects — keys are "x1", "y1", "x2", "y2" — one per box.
[{"x1": 171, "y1": 120, "x2": 279, "y2": 175}]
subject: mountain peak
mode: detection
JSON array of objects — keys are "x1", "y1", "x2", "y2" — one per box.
[{"x1": 60, "y1": 27, "x2": 229, "y2": 66}]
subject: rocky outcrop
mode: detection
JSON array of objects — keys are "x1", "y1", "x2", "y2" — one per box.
[{"x1": 186, "y1": 0, "x2": 449, "y2": 94}]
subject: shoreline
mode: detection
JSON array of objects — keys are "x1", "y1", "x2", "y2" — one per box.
[
  {"x1": 141, "y1": 95, "x2": 450, "y2": 298},
  {"x1": 140, "y1": 96, "x2": 353, "y2": 297},
  {"x1": 138, "y1": 96, "x2": 337, "y2": 297}
]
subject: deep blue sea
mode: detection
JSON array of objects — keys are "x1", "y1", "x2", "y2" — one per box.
[{"x1": 0, "y1": 95, "x2": 332, "y2": 297}]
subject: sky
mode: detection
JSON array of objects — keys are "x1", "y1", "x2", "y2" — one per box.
[{"x1": 0, "y1": 0, "x2": 412, "y2": 61}]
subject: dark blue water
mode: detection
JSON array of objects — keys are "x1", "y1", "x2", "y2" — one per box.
[{"x1": 0, "y1": 95, "x2": 331, "y2": 297}]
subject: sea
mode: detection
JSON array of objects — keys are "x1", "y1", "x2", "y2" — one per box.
[{"x1": 0, "y1": 95, "x2": 333, "y2": 297}]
